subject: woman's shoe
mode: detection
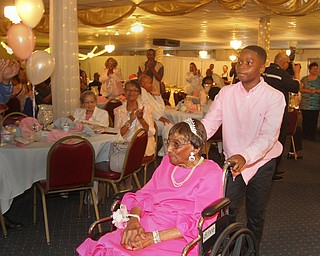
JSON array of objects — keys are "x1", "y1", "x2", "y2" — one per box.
[{"x1": 287, "y1": 153, "x2": 303, "y2": 160}]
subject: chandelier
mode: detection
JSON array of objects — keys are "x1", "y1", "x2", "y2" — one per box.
[
  {"x1": 78, "y1": 45, "x2": 115, "y2": 60},
  {"x1": 230, "y1": 39, "x2": 242, "y2": 50},
  {"x1": 4, "y1": 6, "x2": 21, "y2": 24},
  {"x1": 105, "y1": 44, "x2": 115, "y2": 53},
  {"x1": 131, "y1": 15, "x2": 144, "y2": 33},
  {"x1": 131, "y1": 21, "x2": 143, "y2": 33},
  {"x1": 199, "y1": 50, "x2": 208, "y2": 59},
  {"x1": 229, "y1": 55, "x2": 237, "y2": 62}
]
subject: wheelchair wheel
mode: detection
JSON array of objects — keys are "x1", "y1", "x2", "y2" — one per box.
[{"x1": 209, "y1": 222, "x2": 258, "y2": 256}]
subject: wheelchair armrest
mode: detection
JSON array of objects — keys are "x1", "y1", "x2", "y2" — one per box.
[
  {"x1": 89, "y1": 216, "x2": 113, "y2": 239},
  {"x1": 202, "y1": 198, "x2": 230, "y2": 218}
]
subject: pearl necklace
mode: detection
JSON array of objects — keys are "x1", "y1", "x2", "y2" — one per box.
[{"x1": 171, "y1": 157, "x2": 204, "y2": 188}]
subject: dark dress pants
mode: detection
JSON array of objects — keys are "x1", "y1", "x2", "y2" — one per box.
[{"x1": 226, "y1": 159, "x2": 276, "y2": 244}]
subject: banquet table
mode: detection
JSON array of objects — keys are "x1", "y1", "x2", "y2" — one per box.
[
  {"x1": 164, "y1": 102, "x2": 211, "y2": 124},
  {"x1": 0, "y1": 132, "x2": 117, "y2": 214}
]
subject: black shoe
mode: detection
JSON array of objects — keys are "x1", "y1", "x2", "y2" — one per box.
[
  {"x1": 3, "y1": 216, "x2": 24, "y2": 230},
  {"x1": 272, "y1": 175, "x2": 284, "y2": 181},
  {"x1": 287, "y1": 153, "x2": 303, "y2": 160},
  {"x1": 275, "y1": 170, "x2": 285, "y2": 175}
]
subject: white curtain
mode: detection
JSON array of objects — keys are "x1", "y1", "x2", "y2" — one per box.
[{"x1": 81, "y1": 55, "x2": 232, "y2": 90}]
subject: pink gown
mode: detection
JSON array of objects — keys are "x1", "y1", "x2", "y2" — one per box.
[{"x1": 77, "y1": 155, "x2": 223, "y2": 256}]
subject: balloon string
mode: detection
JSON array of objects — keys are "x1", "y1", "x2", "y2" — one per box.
[{"x1": 32, "y1": 83, "x2": 36, "y2": 118}]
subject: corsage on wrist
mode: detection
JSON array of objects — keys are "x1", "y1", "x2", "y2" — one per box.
[{"x1": 112, "y1": 204, "x2": 140, "y2": 229}]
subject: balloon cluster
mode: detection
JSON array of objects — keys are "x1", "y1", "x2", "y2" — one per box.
[{"x1": 6, "y1": 0, "x2": 55, "y2": 85}]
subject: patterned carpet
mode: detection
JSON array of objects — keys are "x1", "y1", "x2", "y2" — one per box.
[{"x1": 0, "y1": 138, "x2": 319, "y2": 256}]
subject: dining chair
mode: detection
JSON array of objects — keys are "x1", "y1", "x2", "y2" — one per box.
[
  {"x1": 1, "y1": 111, "x2": 28, "y2": 127},
  {"x1": 94, "y1": 128, "x2": 148, "y2": 197},
  {"x1": 3, "y1": 96, "x2": 21, "y2": 116},
  {"x1": 104, "y1": 99, "x2": 122, "y2": 127},
  {"x1": 174, "y1": 90, "x2": 187, "y2": 106},
  {"x1": 161, "y1": 89, "x2": 171, "y2": 106},
  {"x1": 140, "y1": 122, "x2": 158, "y2": 185},
  {"x1": 205, "y1": 125, "x2": 223, "y2": 159},
  {"x1": 33, "y1": 135, "x2": 100, "y2": 245},
  {"x1": 287, "y1": 109, "x2": 299, "y2": 160}
]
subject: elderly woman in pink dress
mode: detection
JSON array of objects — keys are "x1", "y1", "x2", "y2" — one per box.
[{"x1": 77, "y1": 118, "x2": 223, "y2": 256}]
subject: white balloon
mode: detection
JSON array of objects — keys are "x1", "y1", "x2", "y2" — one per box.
[
  {"x1": 15, "y1": 0, "x2": 45, "y2": 28},
  {"x1": 26, "y1": 50, "x2": 55, "y2": 85}
]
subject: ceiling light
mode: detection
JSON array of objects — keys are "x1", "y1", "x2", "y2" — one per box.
[
  {"x1": 199, "y1": 50, "x2": 208, "y2": 59},
  {"x1": 87, "y1": 52, "x2": 94, "y2": 58},
  {"x1": 131, "y1": 21, "x2": 143, "y2": 33},
  {"x1": 1, "y1": 41, "x2": 13, "y2": 55},
  {"x1": 105, "y1": 45, "x2": 115, "y2": 53},
  {"x1": 4, "y1": 6, "x2": 21, "y2": 24},
  {"x1": 115, "y1": 30, "x2": 119, "y2": 36},
  {"x1": 230, "y1": 39, "x2": 242, "y2": 50},
  {"x1": 229, "y1": 55, "x2": 237, "y2": 62}
]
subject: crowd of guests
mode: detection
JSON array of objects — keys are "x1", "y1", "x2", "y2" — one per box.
[{"x1": 2, "y1": 45, "x2": 320, "y2": 255}]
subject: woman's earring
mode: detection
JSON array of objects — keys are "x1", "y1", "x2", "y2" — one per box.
[{"x1": 189, "y1": 152, "x2": 195, "y2": 162}]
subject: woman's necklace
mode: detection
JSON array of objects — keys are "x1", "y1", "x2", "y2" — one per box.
[{"x1": 171, "y1": 156, "x2": 204, "y2": 188}]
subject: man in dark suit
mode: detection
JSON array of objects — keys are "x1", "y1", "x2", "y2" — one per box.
[{"x1": 263, "y1": 51, "x2": 301, "y2": 181}]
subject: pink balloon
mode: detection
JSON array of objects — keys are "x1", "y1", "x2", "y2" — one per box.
[{"x1": 6, "y1": 23, "x2": 36, "y2": 60}]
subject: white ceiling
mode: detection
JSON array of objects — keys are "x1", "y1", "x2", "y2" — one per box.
[{"x1": 1, "y1": 0, "x2": 320, "y2": 53}]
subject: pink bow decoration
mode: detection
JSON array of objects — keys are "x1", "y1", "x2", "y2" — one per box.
[
  {"x1": 46, "y1": 129, "x2": 72, "y2": 142},
  {"x1": 19, "y1": 117, "x2": 40, "y2": 137}
]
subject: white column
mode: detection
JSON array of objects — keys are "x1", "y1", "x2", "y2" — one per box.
[
  {"x1": 258, "y1": 17, "x2": 271, "y2": 65},
  {"x1": 50, "y1": 0, "x2": 80, "y2": 119}
]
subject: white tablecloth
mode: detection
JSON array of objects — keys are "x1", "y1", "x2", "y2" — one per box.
[
  {"x1": 164, "y1": 107, "x2": 204, "y2": 124},
  {"x1": 0, "y1": 133, "x2": 116, "y2": 214}
]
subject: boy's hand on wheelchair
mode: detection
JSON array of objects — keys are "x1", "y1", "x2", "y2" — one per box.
[{"x1": 227, "y1": 154, "x2": 246, "y2": 177}]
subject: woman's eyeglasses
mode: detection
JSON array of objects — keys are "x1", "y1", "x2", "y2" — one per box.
[
  {"x1": 165, "y1": 139, "x2": 190, "y2": 149},
  {"x1": 125, "y1": 88, "x2": 139, "y2": 93}
]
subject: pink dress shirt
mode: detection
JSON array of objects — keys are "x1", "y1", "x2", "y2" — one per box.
[{"x1": 202, "y1": 77, "x2": 286, "y2": 184}]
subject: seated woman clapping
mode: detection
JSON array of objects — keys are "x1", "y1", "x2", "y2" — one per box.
[
  {"x1": 77, "y1": 118, "x2": 223, "y2": 256},
  {"x1": 114, "y1": 80, "x2": 156, "y2": 158},
  {"x1": 68, "y1": 90, "x2": 109, "y2": 127}
]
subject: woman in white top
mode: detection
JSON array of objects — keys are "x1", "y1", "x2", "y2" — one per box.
[
  {"x1": 99, "y1": 57, "x2": 124, "y2": 98},
  {"x1": 114, "y1": 80, "x2": 155, "y2": 157},
  {"x1": 70, "y1": 90, "x2": 109, "y2": 127},
  {"x1": 185, "y1": 62, "x2": 204, "y2": 96}
]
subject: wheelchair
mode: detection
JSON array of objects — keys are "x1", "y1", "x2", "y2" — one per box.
[{"x1": 88, "y1": 161, "x2": 259, "y2": 256}]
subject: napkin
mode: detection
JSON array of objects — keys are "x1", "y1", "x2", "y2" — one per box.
[
  {"x1": 19, "y1": 117, "x2": 40, "y2": 137},
  {"x1": 46, "y1": 129, "x2": 72, "y2": 142},
  {"x1": 82, "y1": 125, "x2": 95, "y2": 136},
  {"x1": 70, "y1": 121, "x2": 85, "y2": 132},
  {"x1": 53, "y1": 117, "x2": 76, "y2": 129}
]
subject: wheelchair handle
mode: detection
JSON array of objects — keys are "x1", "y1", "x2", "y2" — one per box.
[
  {"x1": 222, "y1": 160, "x2": 236, "y2": 197},
  {"x1": 222, "y1": 160, "x2": 236, "y2": 171}
]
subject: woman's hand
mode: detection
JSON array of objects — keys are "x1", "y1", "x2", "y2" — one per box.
[
  {"x1": 134, "y1": 106, "x2": 144, "y2": 119},
  {"x1": 0, "y1": 59, "x2": 19, "y2": 84},
  {"x1": 130, "y1": 232, "x2": 154, "y2": 251},
  {"x1": 121, "y1": 218, "x2": 146, "y2": 250}
]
